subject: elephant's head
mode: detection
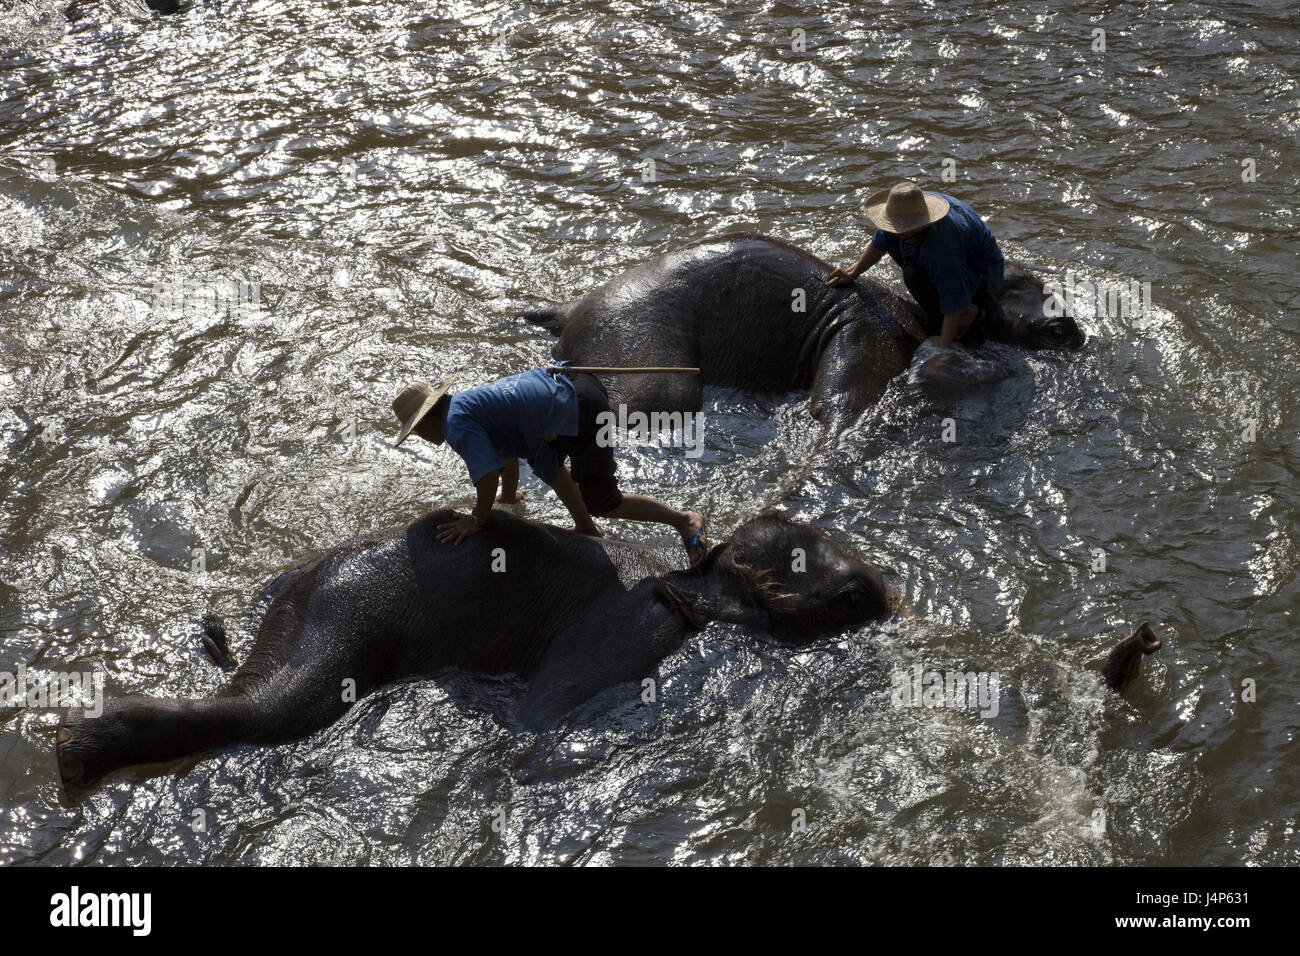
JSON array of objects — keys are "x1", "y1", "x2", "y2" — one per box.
[
  {"x1": 990, "y1": 261, "x2": 1086, "y2": 351},
  {"x1": 662, "y1": 514, "x2": 890, "y2": 641}
]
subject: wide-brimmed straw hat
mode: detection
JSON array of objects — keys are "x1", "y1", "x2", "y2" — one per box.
[
  {"x1": 863, "y1": 181, "x2": 950, "y2": 234},
  {"x1": 392, "y1": 375, "x2": 456, "y2": 446}
]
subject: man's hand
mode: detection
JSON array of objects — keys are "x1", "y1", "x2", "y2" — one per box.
[
  {"x1": 436, "y1": 512, "x2": 484, "y2": 545},
  {"x1": 939, "y1": 304, "x2": 979, "y2": 349},
  {"x1": 826, "y1": 266, "x2": 857, "y2": 287},
  {"x1": 441, "y1": 469, "x2": 501, "y2": 544},
  {"x1": 827, "y1": 243, "x2": 884, "y2": 286}
]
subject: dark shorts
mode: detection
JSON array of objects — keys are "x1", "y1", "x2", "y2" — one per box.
[
  {"x1": 550, "y1": 372, "x2": 623, "y2": 516},
  {"x1": 902, "y1": 261, "x2": 1004, "y2": 346}
]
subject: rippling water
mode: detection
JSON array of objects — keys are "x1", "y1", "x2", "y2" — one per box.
[{"x1": 1, "y1": 0, "x2": 1296, "y2": 865}]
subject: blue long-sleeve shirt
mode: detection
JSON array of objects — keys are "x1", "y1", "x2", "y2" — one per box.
[
  {"x1": 871, "y1": 193, "x2": 1004, "y2": 314},
  {"x1": 443, "y1": 368, "x2": 579, "y2": 486}
]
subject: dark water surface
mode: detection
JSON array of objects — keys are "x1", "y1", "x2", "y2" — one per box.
[{"x1": 1, "y1": 0, "x2": 1296, "y2": 865}]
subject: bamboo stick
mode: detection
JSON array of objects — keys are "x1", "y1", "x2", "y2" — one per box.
[{"x1": 546, "y1": 365, "x2": 700, "y2": 375}]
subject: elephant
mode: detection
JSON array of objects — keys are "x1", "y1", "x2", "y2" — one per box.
[
  {"x1": 56, "y1": 507, "x2": 891, "y2": 789},
  {"x1": 526, "y1": 233, "x2": 1085, "y2": 433},
  {"x1": 64, "y1": 0, "x2": 181, "y2": 19}
]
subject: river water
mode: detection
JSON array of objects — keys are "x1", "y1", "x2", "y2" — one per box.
[{"x1": 1, "y1": 0, "x2": 1296, "y2": 865}]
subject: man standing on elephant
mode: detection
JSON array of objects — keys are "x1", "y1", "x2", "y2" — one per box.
[
  {"x1": 827, "y1": 181, "x2": 1005, "y2": 351},
  {"x1": 392, "y1": 367, "x2": 707, "y2": 563}
]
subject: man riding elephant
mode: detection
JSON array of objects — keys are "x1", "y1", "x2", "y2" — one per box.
[
  {"x1": 56, "y1": 508, "x2": 892, "y2": 788},
  {"x1": 528, "y1": 231, "x2": 1082, "y2": 436},
  {"x1": 827, "y1": 181, "x2": 1005, "y2": 352},
  {"x1": 392, "y1": 366, "x2": 707, "y2": 563}
]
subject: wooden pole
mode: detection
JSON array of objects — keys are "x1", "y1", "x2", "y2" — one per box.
[{"x1": 546, "y1": 365, "x2": 700, "y2": 375}]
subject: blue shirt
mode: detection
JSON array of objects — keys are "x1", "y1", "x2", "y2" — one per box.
[
  {"x1": 871, "y1": 193, "x2": 1004, "y2": 314},
  {"x1": 443, "y1": 368, "x2": 579, "y2": 486}
]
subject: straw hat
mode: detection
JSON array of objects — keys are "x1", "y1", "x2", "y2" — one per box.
[
  {"x1": 863, "y1": 181, "x2": 950, "y2": 234},
  {"x1": 392, "y1": 375, "x2": 456, "y2": 446}
]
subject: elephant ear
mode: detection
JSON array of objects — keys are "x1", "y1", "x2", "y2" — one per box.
[{"x1": 653, "y1": 579, "x2": 704, "y2": 630}]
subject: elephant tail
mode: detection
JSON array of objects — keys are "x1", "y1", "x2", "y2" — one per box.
[
  {"x1": 195, "y1": 570, "x2": 296, "y2": 669},
  {"x1": 522, "y1": 304, "x2": 570, "y2": 336},
  {"x1": 200, "y1": 613, "x2": 235, "y2": 668},
  {"x1": 1102, "y1": 621, "x2": 1163, "y2": 691}
]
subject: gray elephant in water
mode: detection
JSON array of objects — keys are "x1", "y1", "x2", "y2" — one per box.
[
  {"x1": 526, "y1": 233, "x2": 1084, "y2": 432},
  {"x1": 64, "y1": 0, "x2": 180, "y2": 18},
  {"x1": 56, "y1": 508, "x2": 891, "y2": 789}
]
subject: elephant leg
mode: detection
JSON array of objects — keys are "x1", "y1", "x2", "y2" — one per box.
[
  {"x1": 520, "y1": 628, "x2": 649, "y2": 730},
  {"x1": 57, "y1": 674, "x2": 359, "y2": 789},
  {"x1": 520, "y1": 591, "x2": 687, "y2": 730},
  {"x1": 57, "y1": 694, "x2": 256, "y2": 789},
  {"x1": 602, "y1": 371, "x2": 703, "y2": 416},
  {"x1": 765, "y1": 322, "x2": 913, "y2": 504},
  {"x1": 808, "y1": 322, "x2": 902, "y2": 433},
  {"x1": 60, "y1": 619, "x2": 369, "y2": 788}
]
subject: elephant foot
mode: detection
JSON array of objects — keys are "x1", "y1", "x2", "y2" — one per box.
[
  {"x1": 56, "y1": 708, "x2": 118, "y2": 791},
  {"x1": 58, "y1": 695, "x2": 252, "y2": 792},
  {"x1": 55, "y1": 722, "x2": 85, "y2": 791}
]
